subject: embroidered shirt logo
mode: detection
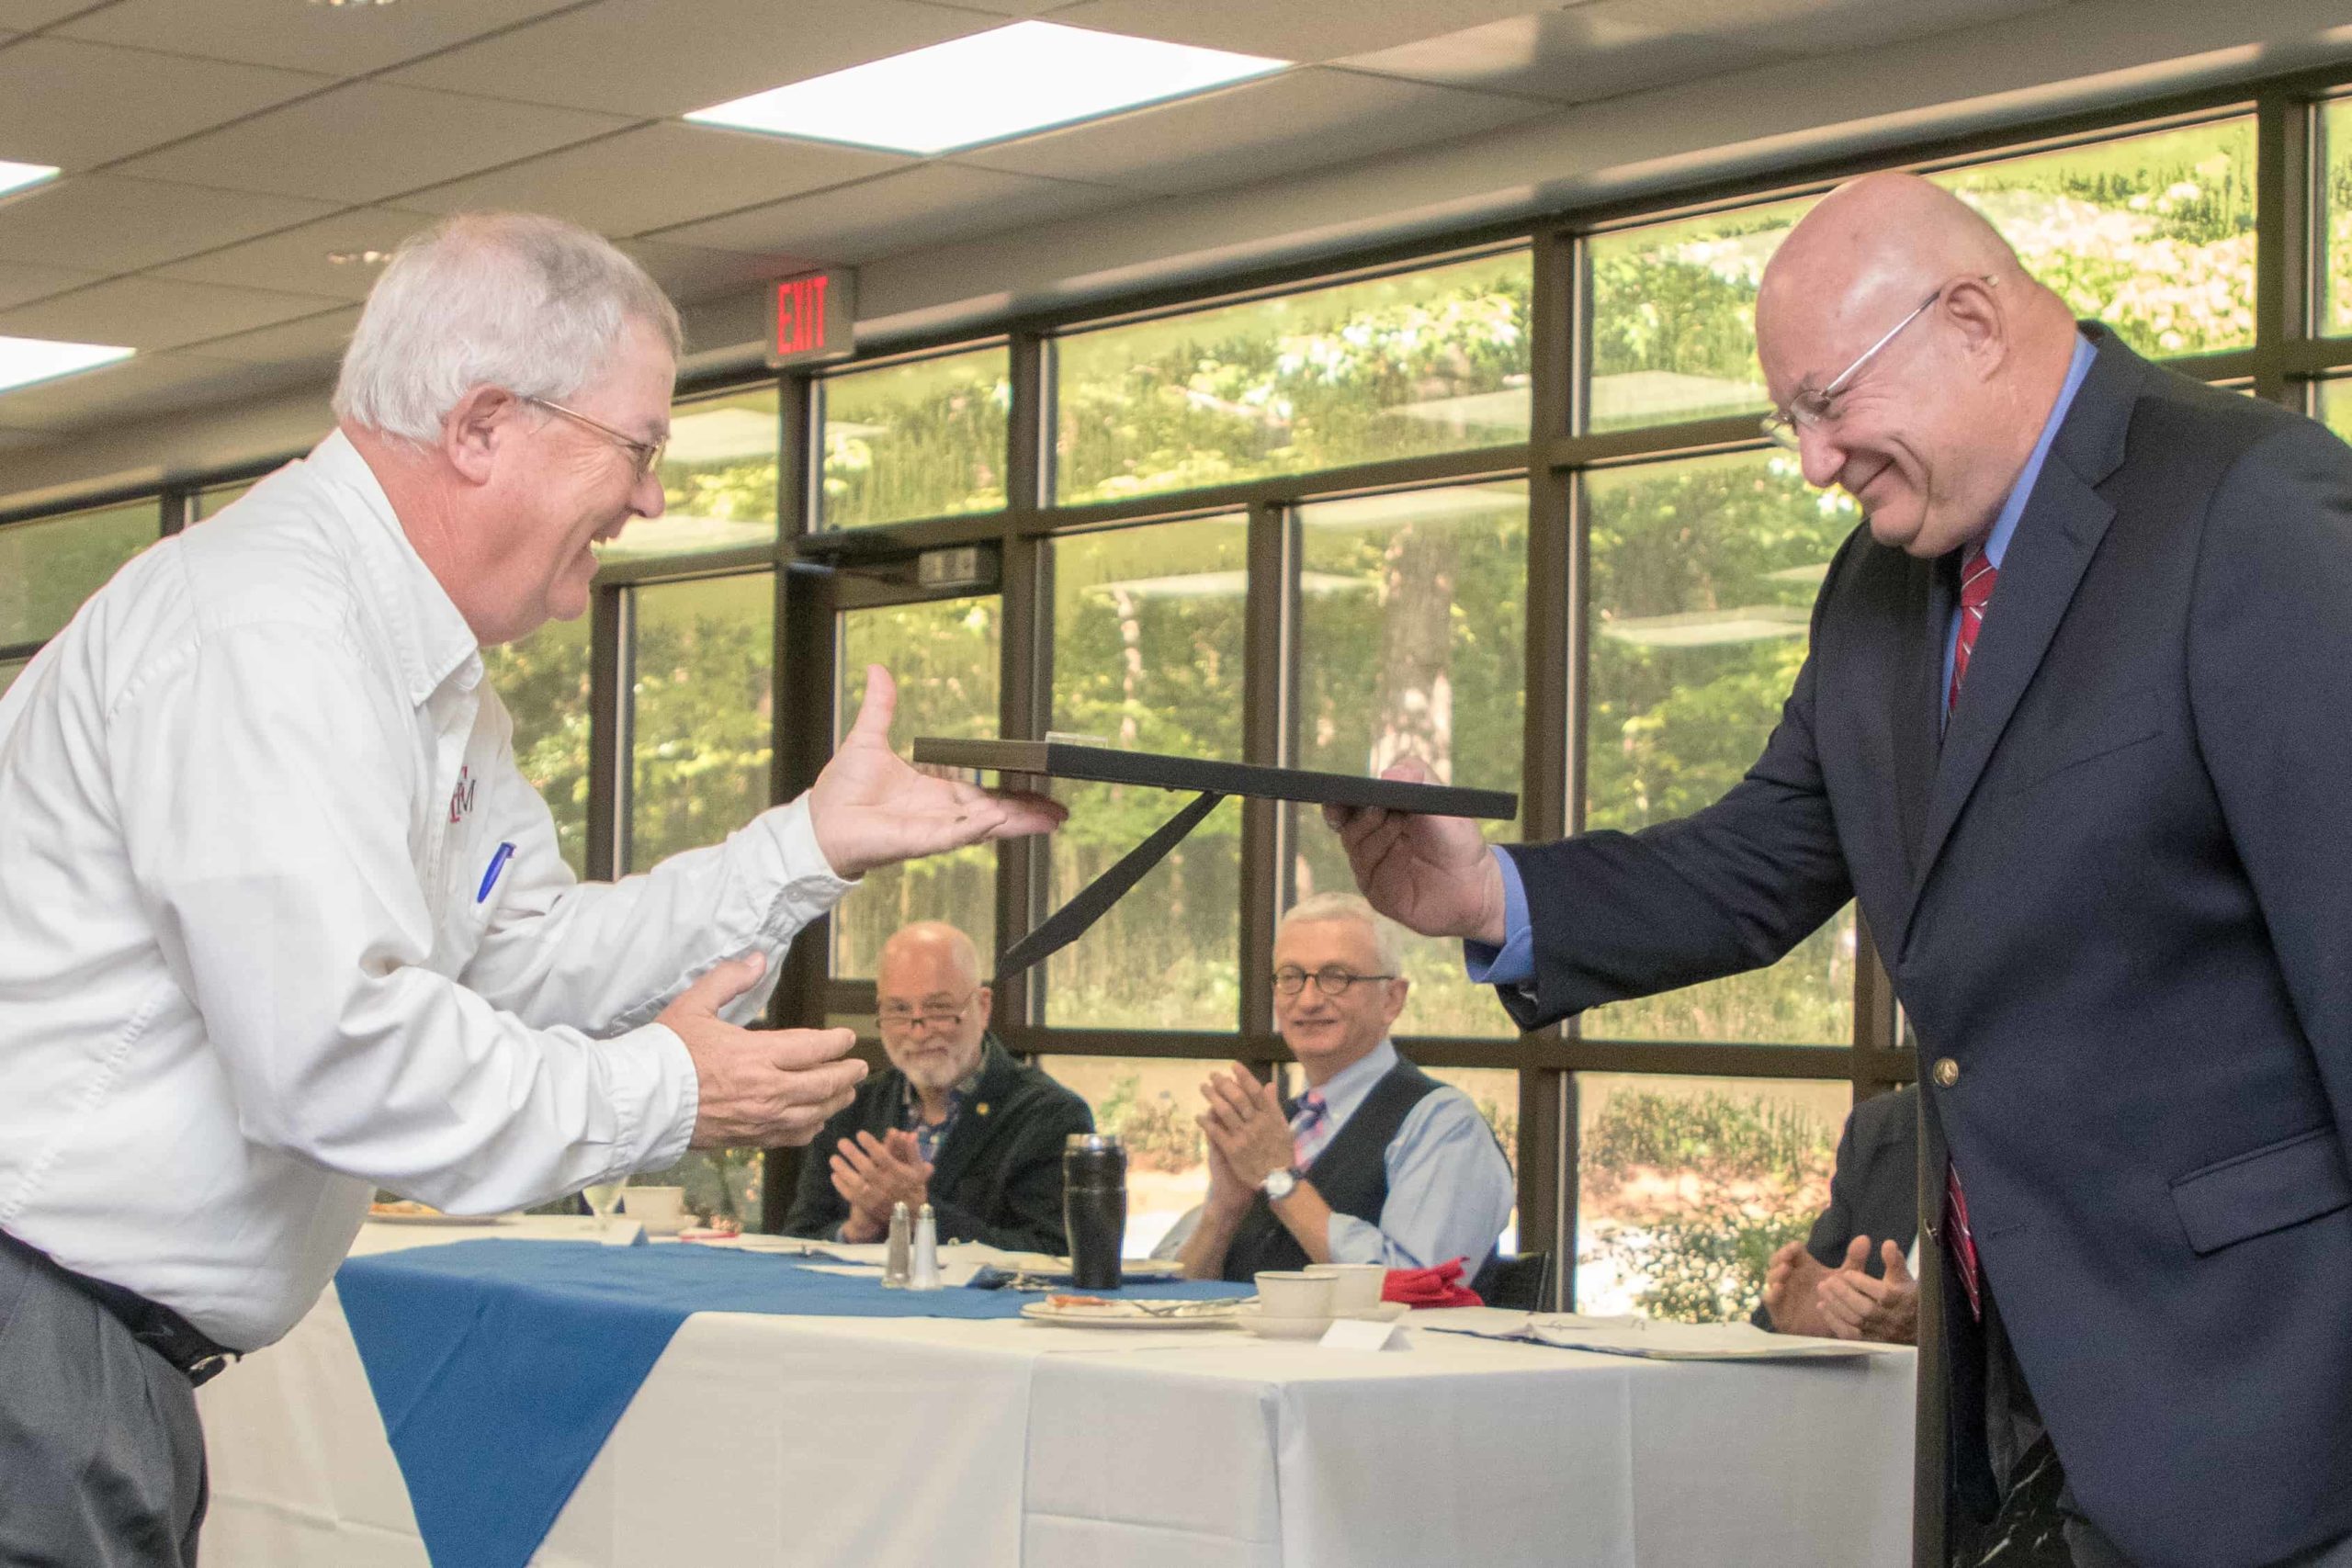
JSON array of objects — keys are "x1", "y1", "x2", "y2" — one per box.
[{"x1": 448, "y1": 765, "x2": 477, "y2": 825}]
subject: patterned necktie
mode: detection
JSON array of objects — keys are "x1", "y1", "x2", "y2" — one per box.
[
  {"x1": 1943, "y1": 539, "x2": 1997, "y2": 1320},
  {"x1": 1290, "y1": 1091, "x2": 1331, "y2": 1170},
  {"x1": 1949, "y1": 543, "x2": 1998, "y2": 710}
]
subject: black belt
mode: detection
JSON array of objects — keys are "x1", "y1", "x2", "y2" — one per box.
[{"x1": 0, "y1": 1228, "x2": 238, "y2": 1386}]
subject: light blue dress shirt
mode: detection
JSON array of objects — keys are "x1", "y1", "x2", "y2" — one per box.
[
  {"x1": 1301, "y1": 1038, "x2": 1516, "y2": 1273},
  {"x1": 1466, "y1": 333, "x2": 2099, "y2": 989}
]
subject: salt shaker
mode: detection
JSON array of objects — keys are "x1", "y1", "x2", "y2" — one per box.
[
  {"x1": 909, "y1": 1202, "x2": 941, "y2": 1292},
  {"x1": 883, "y1": 1201, "x2": 911, "y2": 1288}
]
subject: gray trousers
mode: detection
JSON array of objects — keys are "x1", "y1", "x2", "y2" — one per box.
[{"x1": 0, "y1": 1239, "x2": 207, "y2": 1568}]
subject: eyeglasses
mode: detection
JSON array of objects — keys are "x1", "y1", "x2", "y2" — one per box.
[
  {"x1": 876, "y1": 991, "x2": 979, "y2": 1035},
  {"x1": 1760, "y1": 276, "x2": 1987, "y2": 451},
  {"x1": 525, "y1": 394, "x2": 667, "y2": 479},
  {"x1": 1272, "y1": 966, "x2": 1397, "y2": 998}
]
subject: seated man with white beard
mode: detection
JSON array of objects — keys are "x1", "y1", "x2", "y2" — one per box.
[
  {"x1": 1178, "y1": 895, "x2": 1514, "y2": 1283},
  {"x1": 784, "y1": 921, "x2": 1091, "y2": 1254}
]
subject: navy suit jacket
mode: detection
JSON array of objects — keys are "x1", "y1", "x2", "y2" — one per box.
[{"x1": 1498, "y1": 328, "x2": 2352, "y2": 1568}]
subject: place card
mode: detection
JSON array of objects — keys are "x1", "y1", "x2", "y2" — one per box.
[
  {"x1": 1318, "y1": 1316, "x2": 1408, "y2": 1351},
  {"x1": 599, "y1": 1219, "x2": 648, "y2": 1247}
]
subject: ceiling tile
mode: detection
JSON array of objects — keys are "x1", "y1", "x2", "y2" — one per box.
[
  {"x1": 1341, "y1": 6, "x2": 1778, "y2": 104},
  {"x1": 184, "y1": 304, "x2": 361, "y2": 367},
  {"x1": 1038, "y1": 0, "x2": 1552, "y2": 65},
  {"x1": 650, "y1": 163, "x2": 1128, "y2": 265},
  {"x1": 56, "y1": 0, "x2": 584, "y2": 77},
  {"x1": 0, "y1": 0, "x2": 107, "y2": 28},
  {"x1": 399, "y1": 122, "x2": 909, "y2": 239},
  {"x1": 0, "y1": 37, "x2": 330, "y2": 172},
  {"x1": 0, "y1": 175, "x2": 339, "y2": 273},
  {"x1": 149, "y1": 207, "x2": 436, "y2": 301},
  {"x1": 0, "y1": 351, "x2": 263, "y2": 433},
  {"x1": 0, "y1": 256, "x2": 104, "y2": 310},
  {"x1": 389, "y1": 0, "x2": 993, "y2": 119},
  {"x1": 1717, "y1": 0, "x2": 2068, "y2": 57},
  {"x1": 964, "y1": 67, "x2": 1551, "y2": 195},
  {"x1": 619, "y1": 236, "x2": 811, "y2": 306},
  {"x1": 111, "y1": 82, "x2": 631, "y2": 206},
  {"x1": 0, "y1": 276, "x2": 344, "y2": 354}
]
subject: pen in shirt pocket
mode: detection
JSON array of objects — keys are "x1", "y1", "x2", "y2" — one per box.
[{"x1": 476, "y1": 841, "x2": 516, "y2": 904}]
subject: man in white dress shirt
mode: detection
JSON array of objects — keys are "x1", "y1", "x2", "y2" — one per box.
[{"x1": 0, "y1": 212, "x2": 1057, "y2": 1568}]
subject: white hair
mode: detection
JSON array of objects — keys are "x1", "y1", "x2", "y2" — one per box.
[
  {"x1": 333, "y1": 212, "x2": 683, "y2": 443},
  {"x1": 1281, "y1": 893, "x2": 1406, "y2": 976}
]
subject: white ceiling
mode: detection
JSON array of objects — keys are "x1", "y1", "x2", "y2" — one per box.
[{"x1": 0, "y1": 0, "x2": 2084, "y2": 453}]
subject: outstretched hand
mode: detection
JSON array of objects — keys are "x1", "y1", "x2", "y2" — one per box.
[
  {"x1": 810, "y1": 665, "x2": 1066, "y2": 879},
  {"x1": 1320, "y1": 757, "x2": 1506, "y2": 942}
]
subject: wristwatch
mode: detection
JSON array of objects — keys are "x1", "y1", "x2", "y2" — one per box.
[{"x1": 1261, "y1": 1166, "x2": 1304, "y2": 1202}]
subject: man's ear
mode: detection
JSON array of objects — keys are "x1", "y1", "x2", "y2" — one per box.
[
  {"x1": 1942, "y1": 276, "x2": 2007, "y2": 380},
  {"x1": 443, "y1": 385, "x2": 524, "y2": 485},
  {"x1": 973, "y1": 985, "x2": 993, "y2": 1030}
]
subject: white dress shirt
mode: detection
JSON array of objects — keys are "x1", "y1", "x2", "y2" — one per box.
[{"x1": 0, "y1": 432, "x2": 852, "y2": 1349}]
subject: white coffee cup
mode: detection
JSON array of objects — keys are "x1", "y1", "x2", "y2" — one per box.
[
  {"x1": 620, "y1": 1186, "x2": 688, "y2": 1236},
  {"x1": 1306, "y1": 1263, "x2": 1387, "y2": 1316},
  {"x1": 1254, "y1": 1270, "x2": 1335, "y2": 1319}
]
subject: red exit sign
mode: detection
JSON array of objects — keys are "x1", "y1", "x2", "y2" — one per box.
[{"x1": 767, "y1": 267, "x2": 855, "y2": 367}]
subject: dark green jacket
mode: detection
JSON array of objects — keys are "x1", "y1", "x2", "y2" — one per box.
[{"x1": 781, "y1": 1036, "x2": 1092, "y2": 1254}]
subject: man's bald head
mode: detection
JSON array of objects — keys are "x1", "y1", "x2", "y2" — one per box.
[
  {"x1": 1757, "y1": 172, "x2": 2083, "y2": 559},
  {"x1": 878, "y1": 921, "x2": 984, "y2": 987}
]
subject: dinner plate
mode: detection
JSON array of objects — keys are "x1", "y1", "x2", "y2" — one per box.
[
  {"x1": 366, "y1": 1210, "x2": 511, "y2": 1226},
  {"x1": 1018, "y1": 1298, "x2": 1247, "y2": 1329}
]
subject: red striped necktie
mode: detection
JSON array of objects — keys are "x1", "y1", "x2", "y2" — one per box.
[{"x1": 1943, "y1": 540, "x2": 1996, "y2": 1319}]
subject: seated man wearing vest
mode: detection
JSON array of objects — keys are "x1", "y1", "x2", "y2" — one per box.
[
  {"x1": 783, "y1": 921, "x2": 1091, "y2": 1254},
  {"x1": 1178, "y1": 894, "x2": 1514, "y2": 1284}
]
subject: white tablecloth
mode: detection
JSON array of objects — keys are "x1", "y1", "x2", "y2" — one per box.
[{"x1": 196, "y1": 1221, "x2": 1914, "y2": 1567}]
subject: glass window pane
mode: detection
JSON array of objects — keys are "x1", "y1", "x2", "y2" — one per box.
[
  {"x1": 628, "y1": 573, "x2": 774, "y2": 873},
  {"x1": 832, "y1": 597, "x2": 1001, "y2": 976},
  {"x1": 0, "y1": 657, "x2": 26, "y2": 697},
  {"x1": 2318, "y1": 98, "x2": 2351, "y2": 337},
  {"x1": 1288, "y1": 480, "x2": 1528, "y2": 1037},
  {"x1": 1931, "y1": 117, "x2": 2255, "y2": 358},
  {"x1": 0, "y1": 500, "x2": 160, "y2": 648},
  {"x1": 1580, "y1": 450, "x2": 1857, "y2": 1043},
  {"x1": 1055, "y1": 251, "x2": 1532, "y2": 504},
  {"x1": 820, "y1": 346, "x2": 1010, "y2": 529},
  {"x1": 479, "y1": 618, "x2": 593, "y2": 878},
  {"x1": 2322, "y1": 378, "x2": 2352, "y2": 443},
  {"x1": 1046, "y1": 516, "x2": 1248, "y2": 1028},
  {"x1": 1575, "y1": 1073, "x2": 1846, "y2": 1321},
  {"x1": 191, "y1": 482, "x2": 250, "y2": 523},
  {"x1": 1585, "y1": 118, "x2": 2256, "y2": 437},
  {"x1": 605, "y1": 386, "x2": 780, "y2": 562},
  {"x1": 1035, "y1": 1055, "x2": 1211, "y2": 1258},
  {"x1": 1588, "y1": 196, "x2": 1808, "y2": 434}
]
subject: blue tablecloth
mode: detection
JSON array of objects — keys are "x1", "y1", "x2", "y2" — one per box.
[{"x1": 334, "y1": 1240, "x2": 1241, "y2": 1568}]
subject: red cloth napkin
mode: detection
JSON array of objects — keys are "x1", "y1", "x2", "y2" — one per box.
[{"x1": 1382, "y1": 1258, "x2": 1482, "y2": 1308}]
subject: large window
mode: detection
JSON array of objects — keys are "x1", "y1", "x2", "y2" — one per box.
[
  {"x1": 831, "y1": 597, "x2": 1001, "y2": 976},
  {"x1": 1054, "y1": 251, "x2": 1532, "y2": 503},
  {"x1": 479, "y1": 618, "x2": 594, "y2": 877},
  {"x1": 627, "y1": 574, "x2": 775, "y2": 874},
  {"x1": 1289, "y1": 481, "x2": 1528, "y2": 1037},
  {"x1": 820, "y1": 346, "x2": 1011, "y2": 529},
  {"x1": 1046, "y1": 516, "x2": 1247, "y2": 1028},
  {"x1": 0, "y1": 500, "x2": 160, "y2": 649},
  {"x1": 609, "y1": 387, "x2": 780, "y2": 561},
  {"x1": 2323, "y1": 96, "x2": 2352, "y2": 337},
  {"x1": 2322, "y1": 378, "x2": 2352, "y2": 441},
  {"x1": 1579, "y1": 451, "x2": 1856, "y2": 1044}
]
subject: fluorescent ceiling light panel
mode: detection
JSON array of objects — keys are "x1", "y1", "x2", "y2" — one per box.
[
  {"x1": 0, "y1": 160, "x2": 60, "y2": 201},
  {"x1": 685, "y1": 22, "x2": 1287, "y2": 154},
  {"x1": 0, "y1": 335, "x2": 135, "y2": 396}
]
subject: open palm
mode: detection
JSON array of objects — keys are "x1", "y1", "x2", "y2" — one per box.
[{"x1": 809, "y1": 665, "x2": 1064, "y2": 879}]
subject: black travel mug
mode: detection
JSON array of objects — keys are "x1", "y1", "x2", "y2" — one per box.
[{"x1": 1062, "y1": 1132, "x2": 1128, "y2": 1291}]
